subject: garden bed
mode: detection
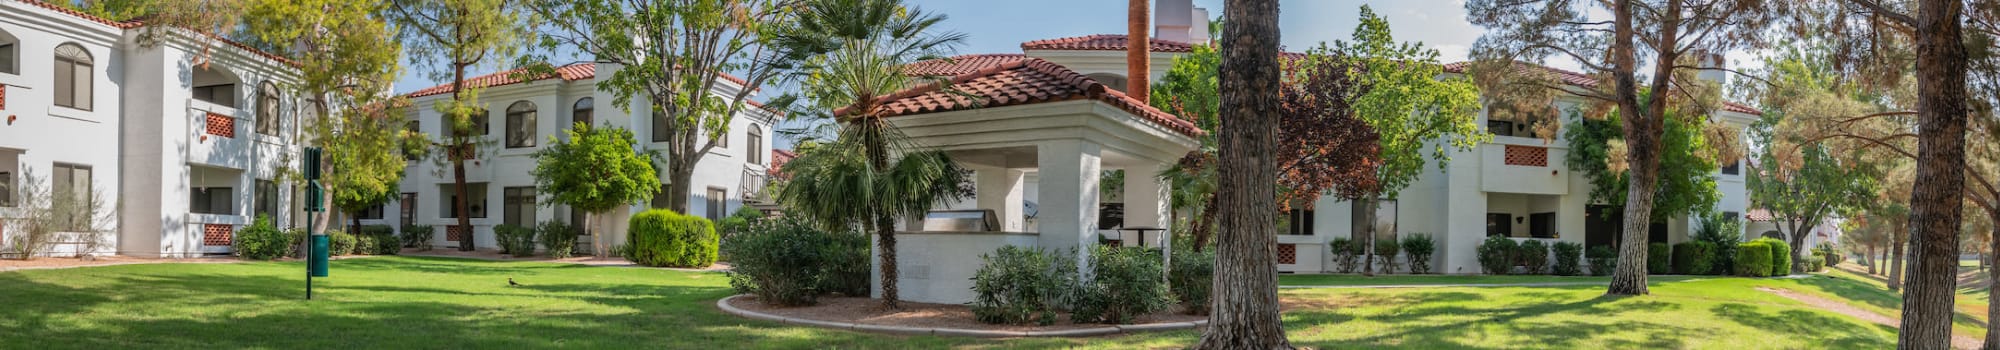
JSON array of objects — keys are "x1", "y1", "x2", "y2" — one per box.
[{"x1": 720, "y1": 295, "x2": 1206, "y2": 337}]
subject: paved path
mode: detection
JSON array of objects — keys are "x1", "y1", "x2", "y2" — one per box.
[{"x1": 1759, "y1": 287, "x2": 1980, "y2": 350}]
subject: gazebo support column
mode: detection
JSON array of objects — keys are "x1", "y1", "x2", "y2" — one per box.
[
  {"x1": 974, "y1": 166, "x2": 1027, "y2": 231},
  {"x1": 1037, "y1": 139, "x2": 1102, "y2": 272},
  {"x1": 1123, "y1": 163, "x2": 1171, "y2": 244}
]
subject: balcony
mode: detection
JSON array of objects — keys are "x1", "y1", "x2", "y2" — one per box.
[
  {"x1": 1480, "y1": 136, "x2": 1569, "y2": 195},
  {"x1": 740, "y1": 168, "x2": 770, "y2": 204},
  {"x1": 185, "y1": 99, "x2": 253, "y2": 169}
]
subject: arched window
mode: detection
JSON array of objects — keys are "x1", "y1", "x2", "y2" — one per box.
[
  {"x1": 257, "y1": 82, "x2": 282, "y2": 136},
  {"x1": 746, "y1": 124, "x2": 763, "y2": 165},
  {"x1": 53, "y1": 43, "x2": 93, "y2": 110},
  {"x1": 572, "y1": 97, "x2": 593, "y2": 129},
  {"x1": 505, "y1": 101, "x2": 537, "y2": 148}
]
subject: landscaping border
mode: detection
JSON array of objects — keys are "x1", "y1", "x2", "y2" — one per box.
[{"x1": 714, "y1": 294, "x2": 1207, "y2": 338}]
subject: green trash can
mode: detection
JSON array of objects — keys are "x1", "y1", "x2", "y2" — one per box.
[{"x1": 310, "y1": 234, "x2": 329, "y2": 277}]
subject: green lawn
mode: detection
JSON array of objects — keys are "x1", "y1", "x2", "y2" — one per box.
[
  {"x1": 1279, "y1": 273, "x2": 1700, "y2": 286},
  {"x1": 0, "y1": 256, "x2": 1903, "y2": 349}
]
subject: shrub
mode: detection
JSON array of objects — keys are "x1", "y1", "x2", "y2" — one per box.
[
  {"x1": 1329, "y1": 237, "x2": 1360, "y2": 273},
  {"x1": 360, "y1": 225, "x2": 399, "y2": 255},
  {"x1": 1374, "y1": 239, "x2": 1402, "y2": 274},
  {"x1": 537, "y1": 221, "x2": 580, "y2": 259},
  {"x1": 1169, "y1": 249, "x2": 1215, "y2": 315},
  {"x1": 1807, "y1": 251, "x2": 1826, "y2": 272},
  {"x1": 233, "y1": 216, "x2": 291, "y2": 260},
  {"x1": 1759, "y1": 238, "x2": 1792, "y2": 276},
  {"x1": 1477, "y1": 236, "x2": 1518, "y2": 275},
  {"x1": 1646, "y1": 243, "x2": 1671, "y2": 274},
  {"x1": 724, "y1": 218, "x2": 867, "y2": 307},
  {"x1": 1672, "y1": 242, "x2": 1716, "y2": 275},
  {"x1": 401, "y1": 225, "x2": 435, "y2": 251},
  {"x1": 1552, "y1": 242, "x2": 1584, "y2": 276},
  {"x1": 1401, "y1": 234, "x2": 1437, "y2": 274},
  {"x1": 1516, "y1": 240, "x2": 1550, "y2": 275},
  {"x1": 352, "y1": 233, "x2": 376, "y2": 255},
  {"x1": 1816, "y1": 242, "x2": 1844, "y2": 267},
  {"x1": 495, "y1": 224, "x2": 538, "y2": 257},
  {"x1": 1735, "y1": 241, "x2": 1773, "y2": 277},
  {"x1": 328, "y1": 230, "x2": 357, "y2": 256},
  {"x1": 716, "y1": 206, "x2": 766, "y2": 242},
  {"x1": 969, "y1": 246, "x2": 1075, "y2": 325},
  {"x1": 625, "y1": 209, "x2": 719, "y2": 268},
  {"x1": 818, "y1": 227, "x2": 872, "y2": 297},
  {"x1": 1586, "y1": 245, "x2": 1617, "y2": 276},
  {"x1": 1693, "y1": 211, "x2": 1743, "y2": 275},
  {"x1": 1071, "y1": 246, "x2": 1172, "y2": 324},
  {"x1": 286, "y1": 229, "x2": 310, "y2": 258}
]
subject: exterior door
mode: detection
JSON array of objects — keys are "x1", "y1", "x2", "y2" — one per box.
[{"x1": 399, "y1": 193, "x2": 415, "y2": 230}]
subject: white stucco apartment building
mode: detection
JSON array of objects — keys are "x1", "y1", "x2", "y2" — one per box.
[
  {"x1": 0, "y1": 1, "x2": 306, "y2": 258},
  {"x1": 379, "y1": 62, "x2": 779, "y2": 251}
]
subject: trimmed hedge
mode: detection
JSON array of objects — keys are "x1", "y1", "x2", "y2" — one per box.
[
  {"x1": 1758, "y1": 238, "x2": 1792, "y2": 276},
  {"x1": 1071, "y1": 246, "x2": 1173, "y2": 324},
  {"x1": 1477, "y1": 236, "x2": 1518, "y2": 275},
  {"x1": 1552, "y1": 242, "x2": 1584, "y2": 276},
  {"x1": 724, "y1": 217, "x2": 867, "y2": 307},
  {"x1": 329, "y1": 230, "x2": 356, "y2": 256},
  {"x1": 1516, "y1": 240, "x2": 1550, "y2": 275},
  {"x1": 1401, "y1": 234, "x2": 1437, "y2": 274},
  {"x1": 401, "y1": 225, "x2": 435, "y2": 251},
  {"x1": 1672, "y1": 241, "x2": 1716, "y2": 275},
  {"x1": 361, "y1": 225, "x2": 399, "y2": 255},
  {"x1": 1736, "y1": 241, "x2": 1773, "y2": 277},
  {"x1": 495, "y1": 224, "x2": 538, "y2": 256},
  {"x1": 1329, "y1": 237, "x2": 1360, "y2": 273},
  {"x1": 970, "y1": 246, "x2": 1075, "y2": 325},
  {"x1": 538, "y1": 221, "x2": 579, "y2": 259},
  {"x1": 625, "y1": 209, "x2": 719, "y2": 268},
  {"x1": 233, "y1": 215, "x2": 291, "y2": 260},
  {"x1": 1646, "y1": 243, "x2": 1671, "y2": 275},
  {"x1": 1586, "y1": 245, "x2": 1616, "y2": 276}
]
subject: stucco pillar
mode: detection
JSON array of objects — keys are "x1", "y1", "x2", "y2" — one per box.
[
  {"x1": 975, "y1": 167, "x2": 1027, "y2": 231},
  {"x1": 1122, "y1": 163, "x2": 1169, "y2": 245},
  {"x1": 1037, "y1": 139, "x2": 1101, "y2": 270}
]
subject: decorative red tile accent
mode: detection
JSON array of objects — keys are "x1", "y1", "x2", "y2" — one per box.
[
  {"x1": 445, "y1": 225, "x2": 467, "y2": 242},
  {"x1": 1277, "y1": 244, "x2": 1297, "y2": 265},
  {"x1": 1504, "y1": 145, "x2": 1549, "y2": 167},
  {"x1": 205, "y1": 112, "x2": 235, "y2": 138},
  {"x1": 203, "y1": 224, "x2": 233, "y2": 246},
  {"x1": 846, "y1": 58, "x2": 1205, "y2": 137}
]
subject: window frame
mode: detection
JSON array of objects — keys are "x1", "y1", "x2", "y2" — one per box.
[
  {"x1": 0, "y1": 41, "x2": 16, "y2": 75},
  {"x1": 190, "y1": 187, "x2": 235, "y2": 215},
  {"x1": 1280, "y1": 208, "x2": 1314, "y2": 235},
  {"x1": 706, "y1": 187, "x2": 727, "y2": 221},
  {"x1": 257, "y1": 82, "x2": 282, "y2": 136},
  {"x1": 746, "y1": 124, "x2": 764, "y2": 165},
  {"x1": 505, "y1": 101, "x2": 537, "y2": 148},
  {"x1": 572, "y1": 97, "x2": 593, "y2": 129},
  {"x1": 53, "y1": 43, "x2": 93, "y2": 111},
  {"x1": 255, "y1": 179, "x2": 280, "y2": 220},
  {"x1": 502, "y1": 186, "x2": 535, "y2": 228}
]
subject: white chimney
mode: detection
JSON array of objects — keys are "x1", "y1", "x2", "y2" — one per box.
[
  {"x1": 1155, "y1": 0, "x2": 1193, "y2": 43},
  {"x1": 1188, "y1": 7, "x2": 1210, "y2": 44}
]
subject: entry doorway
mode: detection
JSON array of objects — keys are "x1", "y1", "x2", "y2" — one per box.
[{"x1": 1585, "y1": 205, "x2": 1670, "y2": 250}]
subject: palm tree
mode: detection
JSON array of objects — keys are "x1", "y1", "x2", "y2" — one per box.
[{"x1": 775, "y1": 0, "x2": 969, "y2": 310}]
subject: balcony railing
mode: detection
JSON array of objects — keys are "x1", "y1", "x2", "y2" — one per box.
[
  {"x1": 1503, "y1": 145, "x2": 1549, "y2": 167},
  {"x1": 740, "y1": 168, "x2": 768, "y2": 203}
]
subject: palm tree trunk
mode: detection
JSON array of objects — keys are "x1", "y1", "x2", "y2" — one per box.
[
  {"x1": 1192, "y1": 197, "x2": 1218, "y2": 252},
  {"x1": 1193, "y1": 1, "x2": 1290, "y2": 348},
  {"x1": 876, "y1": 213, "x2": 899, "y2": 309}
]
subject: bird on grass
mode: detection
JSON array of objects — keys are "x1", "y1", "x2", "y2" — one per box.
[{"x1": 508, "y1": 277, "x2": 522, "y2": 287}]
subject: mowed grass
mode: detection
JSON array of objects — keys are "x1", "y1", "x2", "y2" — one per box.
[
  {"x1": 1810, "y1": 267, "x2": 1990, "y2": 340},
  {"x1": 1279, "y1": 273, "x2": 1701, "y2": 286},
  {"x1": 0, "y1": 256, "x2": 1902, "y2": 349}
]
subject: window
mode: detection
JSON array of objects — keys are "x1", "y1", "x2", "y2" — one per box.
[
  {"x1": 1351, "y1": 200, "x2": 1397, "y2": 241},
  {"x1": 0, "y1": 170, "x2": 11, "y2": 207},
  {"x1": 192, "y1": 84, "x2": 236, "y2": 108},
  {"x1": 53, "y1": 43, "x2": 93, "y2": 110},
  {"x1": 190, "y1": 187, "x2": 235, "y2": 215},
  {"x1": 257, "y1": 83, "x2": 281, "y2": 136},
  {"x1": 51, "y1": 163, "x2": 93, "y2": 230},
  {"x1": 1280, "y1": 208, "x2": 1314, "y2": 235},
  {"x1": 572, "y1": 97, "x2": 593, "y2": 129},
  {"x1": 503, "y1": 187, "x2": 535, "y2": 227},
  {"x1": 1720, "y1": 159, "x2": 1741, "y2": 175},
  {"x1": 714, "y1": 122, "x2": 728, "y2": 149},
  {"x1": 1486, "y1": 213, "x2": 1512, "y2": 237},
  {"x1": 1529, "y1": 212, "x2": 1556, "y2": 238},
  {"x1": 399, "y1": 193, "x2": 416, "y2": 229},
  {"x1": 746, "y1": 125, "x2": 764, "y2": 165},
  {"x1": 0, "y1": 41, "x2": 15, "y2": 75},
  {"x1": 357, "y1": 204, "x2": 384, "y2": 220},
  {"x1": 255, "y1": 180, "x2": 279, "y2": 220},
  {"x1": 651, "y1": 184, "x2": 671, "y2": 209},
  {"x1": 448, "y1": 109, "x2": 489, "y2": 138},
  {"x1": 439, "y1": 183, "x2": 489, "y2": 218},
  {"x1": 1487, "y1": 120, "x2": 1517, "y2": 137},
  {"x1": 706, "y1": 187, "x2": 727, "y2": 221},
  {"x1": 1723, "y1": 211, "x2": 1740, "y2": 223},
  {"x1": 652, "y1": 110, "x2": 669, "y2": 142},
  {"x1": 505, "y1": 101, "x2": 536, "y2": 148}
]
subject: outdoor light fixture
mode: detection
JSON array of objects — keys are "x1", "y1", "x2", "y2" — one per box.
[
  {"x1": 6, "y1": 115, "x2": 14, "y2": 125},
  {"x1": 1516, "y1": 216, "x2": 1524, "y2": 224}
]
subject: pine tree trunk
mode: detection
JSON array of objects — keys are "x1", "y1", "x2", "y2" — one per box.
[
  {"x1": 1900, "y1": 1, "x2": 1972, "y2": 348},
  {"x1": 1987, "y1": 212, "x2": 2000, "y2": 350},
  {"x1": 1193, "y1": 1, "x2": 1290, "y2": 348},
  {"x1": 453, "y1": 158, "x2": 474, "y2": 251},
  {"x1": 1890, "y1": 237, "x2": 1907, "y2": 291},
  {"x1": 1868, "y1": 244, "x2": 1878, "y2": 275},
  {"x1": 1603, "y1": 0, "x2": 1669, "y2": 296}
]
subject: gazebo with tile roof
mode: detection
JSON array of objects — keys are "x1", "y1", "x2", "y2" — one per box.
[{"x1": 854, "y1": 57, "x2": 1201, "y2": 305}]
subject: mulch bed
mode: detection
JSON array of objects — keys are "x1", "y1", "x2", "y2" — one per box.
[{"x1": 727, "y1": 295, "x2": 1206, "y2": 332}]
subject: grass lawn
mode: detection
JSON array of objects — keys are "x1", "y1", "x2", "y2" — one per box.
[
  {"x1": 1279, "y1": 273, "x2": 1700, "y2": 286},
  {"x1": 1812, "y1": 267, "x2": 1990, "y2": 340},
  {"x1": 0, "y1": 256, "x2": 1903, "y2": 349}
]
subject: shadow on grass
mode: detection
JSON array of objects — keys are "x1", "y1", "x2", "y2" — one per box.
[{"x1": 1710, "y1": 303, "x2": 1894, "y2": 348}]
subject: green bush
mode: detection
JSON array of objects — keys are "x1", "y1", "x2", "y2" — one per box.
[
  {"x1": 969, "y1": 246, "x2": 1075, "y2": 325},
  {"x1": 1329, "y1": 237, "x2": 1360, "y2": 273},
  {"x1": 360, "y1": 225, "x2": 398, "y2": 255},
  {"x1": 724, "y1": 218, "x2": 866, "y2": 307},
  {"x1": 1693, "y1": 211, "x2": 1743, "y2": 275},
  {"x1": 625, "y1": 209, "x2": 719, "y2": 268},
  {"x1": 233, "y1": 215, "x2": 291, "y2": 260},
  {"x1": 401, "y1": 225, "x2": 435, "y2": 251},
  {"x1": 1552, "y1": 242, "x2": 1584, "y2": 276},
  {"x1": 1586, "y1": 245, "x2": 1617, "y2": 276},
  {"x1": 537, "y1": 221, "x2": 579, "y2": 259},
  {"x1": 1401, "y1": 234, "x2": 1437, "y2": 274},
  {"x1": 818, "y1": 227, "x2": 872, "y2": 297},
  {"x1": 1169, "y1": 249, "x2": 1214, "y2": 315},
  {"x1": 495, "y1": 224, "x2": 538, "y2": 257},
  {"x1": 286, "y1": 229, "x2": 309, "y2": 258},
  {"x1": 1759, "y1": 238, "x2": 1792, "y2": 276},
  {"x1": 1816, "y1": 242, "x2": 1844, "y2": 267},
  {"x1": 1070, "y1": 246, "x2": 1172, "y2": 324},
  {"x1": 1672, "y1": 241, "x2": 1716, "y2": 275},
  {"x1": 352, "y1": 233, "x2": 376, "y2": 255},
  {"x1": 1646, "y1": 243, "x2": 1671, "y2": 274},
  {"x1": 1374, "y1": 239, "x2": 1402, "y2": 274},
  {"x1": 329, "y1": 230, "x2": 356, "y2": 256},
  {"x1": 716, "y1": 206, "x2": 765, "y2": 241},
  {"x1": 1735, "y1": 241, "x2": 1773, "y2": 277},
  {"x1": 1516, "y1": 240, "x2": 1550, "y2": 275},
  {"x1": 1477, "y1": 236, "x2": 1518, "y2": 275},
  {"x1": 1807, "y1": 251, "x2": 1826, "y2": 272}
]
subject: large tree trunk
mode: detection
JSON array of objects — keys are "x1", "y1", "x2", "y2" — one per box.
[
  {"x1": 1359, "y1": 197, "x2": 1378, "y2": 276},
  {"x1": 1787, "y1": 218, "x2": 1819, "y2": 275},
  {"x1": 1988, "y1": 212, "x2": 2000, "y2": 350},
  {"x1": 665, "y1": 162, "x2": 694, "y2": 213},
  {"x1": 1900, "y1": 1, "x2": 1972, "y2": 348},
  {"x1": 452, "y1": 157, "x2": 474, "y2": 251},
  {"x1": 1604, "y1": 0, "x2": 1677, "y2": 296},
  {"x1": 1868, "y1": 243, "x2": 1878, "y2": 275},
  {"x1": 1194, "y1": 0, "x2": 1290, "y2": 348},
  {"x1": 875, "y1": 214, "x2": 899, "y2": 309}
]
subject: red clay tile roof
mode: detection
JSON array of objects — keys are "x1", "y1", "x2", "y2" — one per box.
[
  {"x1": 903, "y1": 54, "x2": 1029, "y2": 76},
  {"x1": 1442, "y1": 61, "x2": 1764, "y2": 116},
  {"x1": 405, "y1": 63, "x2": 598, "y2": 98},
  {"x1": 768, "y1": 149, "x2": 798, "y2": 177},
  {"x1": 17, "y1": 1, "x2": 300, "y2": 67},
  {"x1": 851, "y1": 58, "x2": 1204, "y2": 137},
  {"x1": 1721, "y1": 102, "x2": 1762, "y2": 116},
  {"x1": 1746, "y1": 209, "x2": 1774, "y2": 222},
  {"x1": 1022, "y1": 34, "x2": 1196, "y2": 53}
]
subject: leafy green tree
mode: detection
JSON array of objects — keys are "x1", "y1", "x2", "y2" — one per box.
[
  {"x1": 1331, "y1": 6, "x2": 1485, "y2": 276},
  {"x1": 775, "y1": 0, "x2": 969, "y2": 310},
  {"x1": 386, "y1": 0, "x2": 531, "y2": 251},
  {"x1": 531, "y1": 125, "x2": 662, "y2": 257},
  {"x1": 1563, "y1": 108, "x2": 1722, "y2": 221}
]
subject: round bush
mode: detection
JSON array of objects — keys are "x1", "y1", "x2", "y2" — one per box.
[
  {"x1": 233, "y1": 216, "x2": 291, "y2": 260},
  {"x1": 1477, "y1": 236, "x2": 1518, "y2": 275},
  {"x1": 1758, "y1": 238, "x2": 1792, "y2": 276},
  {"x1": 361, "y1": 225, "x2": 399, "y2": 255},
  {"x1": 1551, "y1": 242, "x2": 1584, "y2": 276},
  {"x1": 1401, "y1": 234, "x2": 1437, "y2": 274},
  {"x1": 538, "y1": 221, "x2": 579, "y2": 259},
  {"x1": 1374, "y1": 239, "x2": 1403, "y2": 274},
  {"x1": 724, "y1": 218, "x2": 865, "y2": 307},
  {"x1": 1329, "y1": 237, "x2": 1360, "y2": 273},
  {"x1": 400, "y1": 225, "x2": 435, "y2": 251},
  {"x1": 1516, "y1": 240, "x2": 1550, "y2": 275},
  {"x1": 329, "y1": 230, "x2": 357, "y2": 256},
  {"x1": 495, "y1": 224, "x2": 538, "y2": 257},
  {"x1": 1735, "y1": 241, "x2": 1773, "y2": 277},
  {"x1": 352, "y1": 233, "x2": 376, "y2": 256},
  {"x1": 1672, "y1": 241, "x2": 1716, "y2": 275},
  {"x1": 625, "y1": 209, "x2": 719, "y2": 268},
  {"x1": 1586, "y1": 245, "x2": 1617, "y2": 276},
  {"x1": 1070, "y1": 246, "x2": 1172, "y2": 324},
  {"x1": 1646, "y1": 243, "x2": 1671, "y2": 275}
]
